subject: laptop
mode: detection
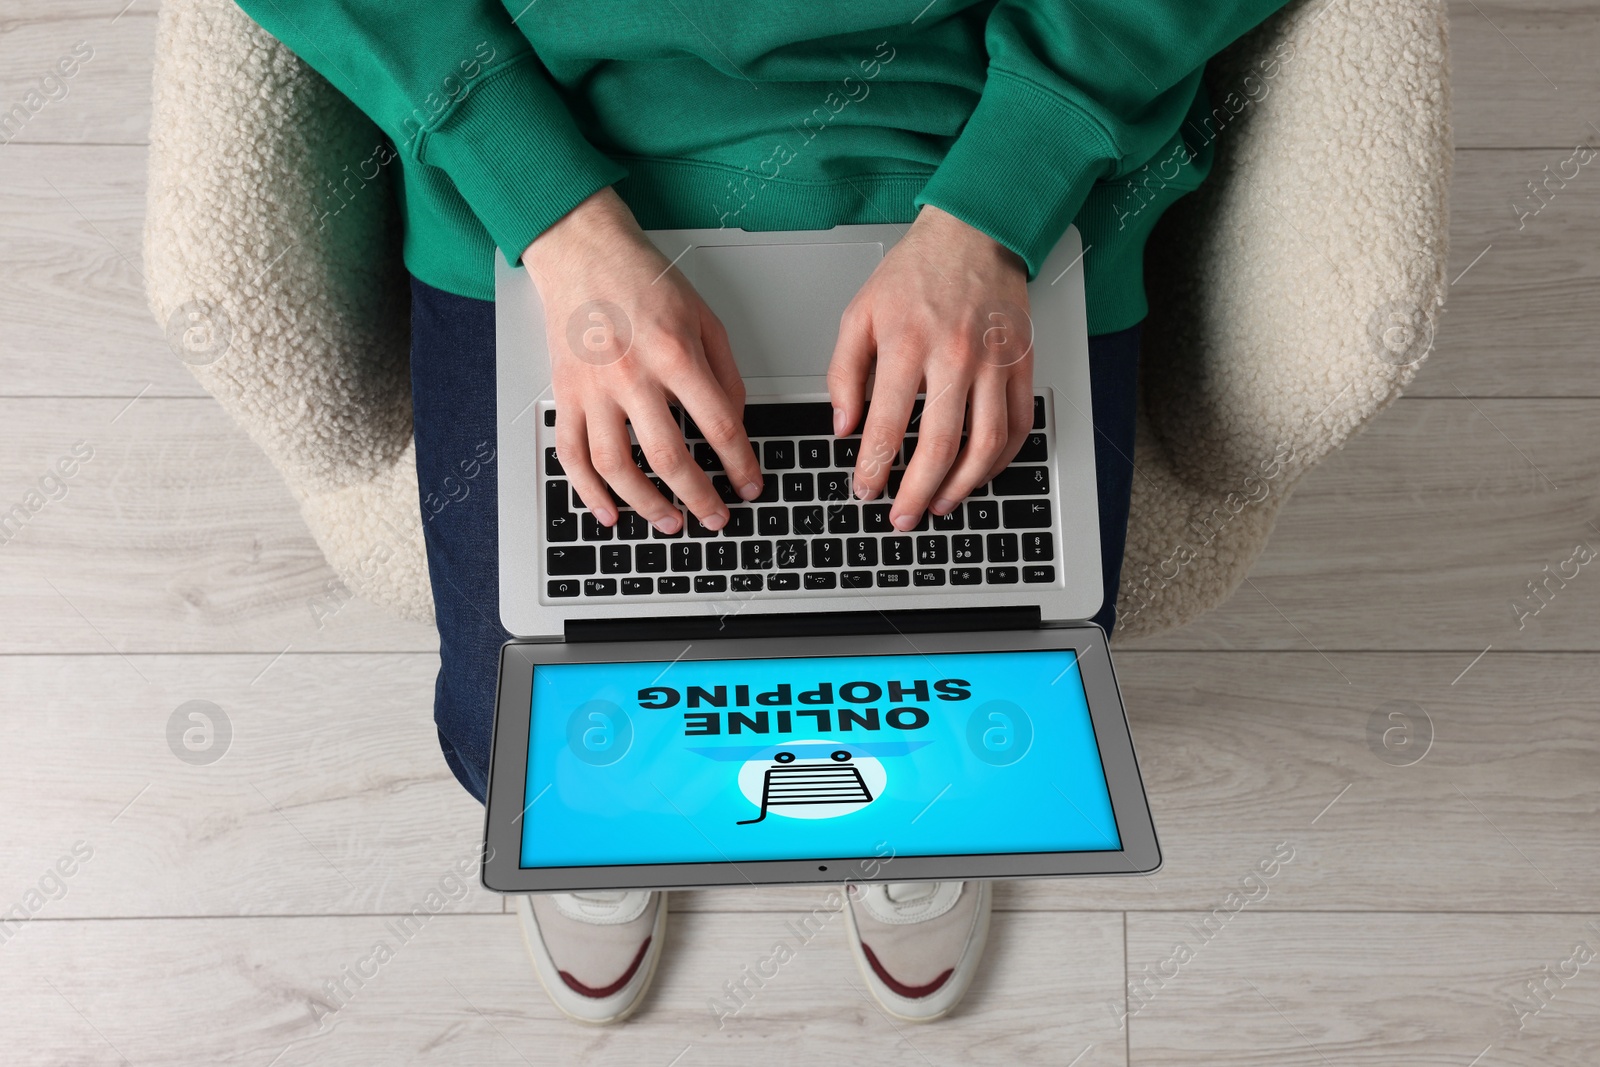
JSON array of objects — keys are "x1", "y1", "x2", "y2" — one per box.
[{"x1": 483, "y1": 223, "x2": 1159, "y2": 892}]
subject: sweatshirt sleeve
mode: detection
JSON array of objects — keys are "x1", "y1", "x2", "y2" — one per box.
[
  {"x1": 234, "y1": 0, "x2": 626, "y2": 263},
  {"x1": 913, "y1": 0, "x2": 1290, "y2": 280}
]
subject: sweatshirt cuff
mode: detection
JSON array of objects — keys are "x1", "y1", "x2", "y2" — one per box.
[
  {"x1": 418, "y1": 54, "x2": 629, "y2": 265},
  {"x1": 914, "y1": 70, "x2": 1113, "y2": 281}
]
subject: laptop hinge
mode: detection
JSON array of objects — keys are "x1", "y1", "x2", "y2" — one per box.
[{"x1": 563, "y1": 605, "x2": 1041, "y2": 644}]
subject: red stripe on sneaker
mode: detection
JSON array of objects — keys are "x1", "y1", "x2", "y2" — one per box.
[
  {"x1": 558, "y1": 936, "x2": 652, "y2": 999},
  {"x1": 860, "y1": 941, "x2": 953, "y2": 1000}
]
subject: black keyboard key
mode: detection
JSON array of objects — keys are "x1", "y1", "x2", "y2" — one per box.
[
  {"x1": 571, "y1": 486, "x2": 584, "y2": 510},
  {"x1": 847, "y1": 538, "x2": 879, "y2": 567},
  {"x1": 818, "y1": 472, "x2": 852, "y2": 501},
  {"x1": 617, "y1": 511, "x2": 650, "y2": 540},
  {"x1": 950, "y1": 567, "x2": 982, "y2": 585},
  {"x1": 841, "y1": 570, "x2": 873, "y2": 589},
  {"x1": 798, "y1": 439, "x2": 830, "y2": 468},
  {"x1": 548, "y1": 579, "x2": 580, "y2": 597},
  {"x1": 833, "y1": 438, "x2": 861, "y2": 468},
  {"x1": 782, "y1": 473, "x2": 814, "y2": 502},
  {"x1": 951, "y1": 535, "x2": 983, "y2": 564},
  {"x1": 804, "y1": 572, "x2": 838, "y2": 590},
  {"x1": 1024, "y1": 566, "x2": 1055, "y2": 583},
  {"x1": 671, "y1": 543, "x2": 702, "y2": 572},
  {"x1": 876, "y1": 569, "x2": 911, "y2": 588},
  {"x1": 546, "y1": 545, "x2": 596, "y2": 575},
  {"x1": 649, "y1": 476, "x2": 672, "y2": 500},
  {"x1": 763, "y1": 440, "x2": 795, "y2": 470},
  {"x1": 582, "y1": 513, "x2": 613, "y2": 541},
  {"x1": 740, "y1": 540, "x2": 774, "y2": 570},
  {"x1": 1017, "y1": 433, "x2": 1048, "y2": 463},
  {"x1": 777, "y1": 539, "x2": 808, "y2": 569},
  {"x1": 544, "y1": 447, "x2": 564, "y2": 476},
  {"x1": 767, "y1": 572, "x2": 800, "y2": 591},
  {"x1": 710, "y1": 476, "x2": 743, "y2": 504},
  {"x1": 757, "y1": 507, "x2": 789, "y2": 536},
  {"x1": 900, "y1": 436, "x2": 917, "y2": 465},
  {"x1": 693, "y1": 442, "x2": 721, "y2": 471},
  {"x1": 731, "y1": 574, "x2": 763, "y2": 591},
  {"x1": 546, "y1": 480, "x2": 577, "y2": 542},
  {"x1": 793, "y1": 506, "x2": 826, "y2": 535},
  {"x1": 694, "y1": 575, "x2": 727, "y2": 593},
  {"x1": 632, "y1": 444, "x2": 651, "y2": 473},
  {"x1": 725, "y1": 507, "x2": 755, "y2": 538},
  {"x1": 1003, "y1": 499, "x2": 1053, "y2": 529},
  {"x1": 932, "y1": 507, "x2": 964, "y2": 531},
  {"x1": 682, "y1": 413, "x2": 702, "y2": 439},
  {"x1": 991, "y1": 466, "x2": 1049, "y2": 496},
  {"x1": 986, "y1": 566, "x2": 1019, "y2": 584},
  {"x1": 1022, "y1": 532, "x2": 1054, "y2": 561},
  {"x1": 601, "y1": 545, "x2": 631, "y2": 573},
  {"x1": 827, "y1": 504, "x2": 860, "y2": 534},
  {"x1": 757, "y1": 474, "x2": 781, "y2": 502},
  {"x1": 706, "y1": 541, "x2": 737, "y2": 571},
  {"x1": 584, "y1": 578, "x2": 617, "y2": 596},
  {"x1": 543, "y1": 408, "x2": 556, "y2": 428},
  {"x1": 882, "y1": 536, "x2": 913, "y2": 566},
  {"x1": 651, "y1": 513, "x2": 684, "y2": 538},
  {"x1": 635, "y1": 544, "x2": 667, "y2": 572},
  {"x1": 968, "y1": 500, "x2": 1000, "y2": 529},
  {"x1": 658, "y1": 575, "x2": 690, "y2": 594},
  {"x1": 622, "y1": 577, "x2": 653, "y2": 595},
  {"x1": 916, "y1": 535, "x2": 948, "y2": 565},
  {"x1": 913, "y1": 568, "x2": 946, "y2": 586},
  {"x1": 886, "y1": 469, "x2": 904, "y2": 498},
  {"x1": 812, "y1": 538, "x2": 843, "y2": 568},
  {"x1": 987, "y1": 533, "x2": 1020, "y2": 562},
  {"x1": 1032, "y1": 395, "x2": 1046, "y2": 429},
  {"x1": 744, "y1": 402, "x2": 834, "y2": 437},
  {"x1": 864, "y1": 503, "x2": 893, "y2": 532},
  {"x1": 687, "y1": 513, "x2": 719, "y2": 538}
]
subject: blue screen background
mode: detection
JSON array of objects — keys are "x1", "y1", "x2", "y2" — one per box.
[{"x1": 520, "y1": 649, "x2": 1120, "y2": 867}]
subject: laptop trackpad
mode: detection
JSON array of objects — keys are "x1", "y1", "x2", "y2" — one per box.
[{"x1": 676, "y1": 242, "x2": 883, "y2": 379}]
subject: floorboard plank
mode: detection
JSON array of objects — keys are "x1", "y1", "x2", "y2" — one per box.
[
  {"x1": 1125, "y1": 912, "x2": 1600, "y2": 1065},
  {"x1": 0, "y1": 14, "x2": 153, "y2": 146},
  {"x1": 0, "y1": 911, "x2": 1127, "y2": 1065}
]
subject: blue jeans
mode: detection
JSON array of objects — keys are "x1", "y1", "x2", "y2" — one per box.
[{"x1": 409, "y1": 277, "x2": 1142, "y2": 803}]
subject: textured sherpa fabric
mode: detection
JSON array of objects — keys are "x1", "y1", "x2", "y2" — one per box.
[{"x1": 143, "y1": 0, "x2": 1451, "y2": 639}]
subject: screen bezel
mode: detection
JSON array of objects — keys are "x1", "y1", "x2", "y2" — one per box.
[{"x1": 482, "y1": 624, "x2": 1159, "y2": 892}]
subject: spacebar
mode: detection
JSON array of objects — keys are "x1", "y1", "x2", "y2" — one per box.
[{"x1": 743, "y1": 402, "x2": 834, "y2": 438}]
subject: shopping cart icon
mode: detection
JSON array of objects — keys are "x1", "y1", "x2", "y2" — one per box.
[{"x1": 736, "y1": 748, "x2": 874, "y2": 825}]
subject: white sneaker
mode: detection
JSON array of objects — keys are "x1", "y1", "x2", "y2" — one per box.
[
  {"x1": 514, "y1": 890, "x2": 667, "y2": 1025},
  {"x1": 844, "y1": 880, "x2": 991, "y2": 1022}
]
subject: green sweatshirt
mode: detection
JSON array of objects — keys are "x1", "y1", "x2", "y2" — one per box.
[{"x1": 237, "y1": 0, "x2": 1288, "y2": 335}]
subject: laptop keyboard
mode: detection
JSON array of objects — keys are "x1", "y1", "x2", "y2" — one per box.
[{"x1": 540, "y1": 398, "x2": 1058, "y2": 600}]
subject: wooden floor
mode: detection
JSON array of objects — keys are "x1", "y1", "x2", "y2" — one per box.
[{"x1": 3, "y1": 2, "x2": 1598, "y2": 1063}]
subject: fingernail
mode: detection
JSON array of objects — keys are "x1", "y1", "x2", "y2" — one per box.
[
  {"x1": 931, "y1": 498, "x2": 956, "y2": 516},
  {"x1": 853, "y1": 478, "x2": 879, "y2": 501},
  {"x1": 654, "y1": 514, "x2": 682, "y2": 534},
  {"x1": 833, "y1": 408, "x2": 848, "y2": 436},
  {"x1": 739, "y1": 481, "x2": 762, "y2": 502},
  {"x1": 703, "y1": 512, "x2": 726, "y2": 532},
  {"x1": 892, "y1": 513, "x2": 918, "y2": 531}
]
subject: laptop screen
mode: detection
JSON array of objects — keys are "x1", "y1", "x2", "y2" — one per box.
[{"x1": 518, "y1": 648, "x2": 1121, "y2": 868}]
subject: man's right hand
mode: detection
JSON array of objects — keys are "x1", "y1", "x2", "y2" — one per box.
[{"x1": 523, "y1": 188, "x2": 761, "y2": 534}]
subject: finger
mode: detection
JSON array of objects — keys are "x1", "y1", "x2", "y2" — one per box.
[
  {"x1": 891, "y1": 371, "x2": 971, "y2": 529},
  {"x1": 585, "y1": 402, "x2": 683, "y2": 533},
  {"x1": 670, "y1": 338, "x2": 763, "y2": 501},
  {"x1": 629, "y1": 389, "x2": 731, "y2": 529},
  {"x1": 931, "y1": 370, "x2": 1013, "y2": 514},
  {"x1": 852, "y1": 342, "x2": 922, "y2": 501},
  {"x1": 978, "y1": 371, "x2": 1036, "y2": 485},
  {"x1": 698, "y1": 300, "x2": 746, "y2": 413},
  {"x1": 554, "y1": 401, "x2": 618, "y2": 526},
  {"x1": 827, "y1": 300, "x2": 874, "y2": 437}
]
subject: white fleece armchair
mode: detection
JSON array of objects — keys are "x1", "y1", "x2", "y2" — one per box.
[{"x1": 143, "y1": 0, "x2": 1451, "y2": 640}]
